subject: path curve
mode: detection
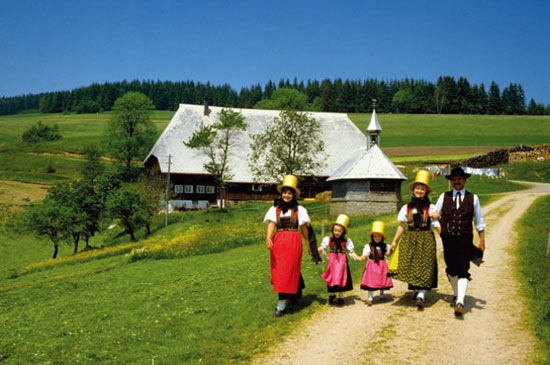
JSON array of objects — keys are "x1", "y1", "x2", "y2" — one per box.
[{"x1": 253, "y1": 181, "x2": 550, "y2": 365}]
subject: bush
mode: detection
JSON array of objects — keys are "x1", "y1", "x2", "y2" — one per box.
[{"x1": 21, "y1": 121, "x2": 61, "y2": 143}]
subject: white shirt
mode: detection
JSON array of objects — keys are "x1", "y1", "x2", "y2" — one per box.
[
  {"x1": 434, "y1": 190, "x2": 485, "y2": 232},
  {"x1": 263, "y1": 205, "x2": 311, "y2": 227},
  {"x1": 320, "y1": 237, "x2": 355, "y2": 252},
  {"x1": 397, "y1": 204, "x2": 441, "y2": 229},
  {"x1": 362, "y1": 243, "x2": 390, "y2": 257}
]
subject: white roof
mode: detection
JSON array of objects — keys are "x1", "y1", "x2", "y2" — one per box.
[
  {"x1": 366, "y1": 109, "x2": 382, "y2": 132},
  {"x1": 327, "y1": 144, "x2": 407, "y2": 181},
  {"x1": 144, "y1": 104, "x2": 368, "y2": 184}
]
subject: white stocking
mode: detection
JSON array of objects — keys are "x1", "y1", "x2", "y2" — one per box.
[
  {"x1": 457, "y1": 278, "x2": 468, "y2": 305},
  {"x1": 448, "y1": 274, "x2": 458, "y2": 297}
]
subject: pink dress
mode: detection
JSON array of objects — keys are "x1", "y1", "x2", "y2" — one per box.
[
  {"x1": 360, "y1": 244, "x2": 393, "y2": 290},
  {"x1": 320, "y1": 237, "x2": 354, "y2": 292}
]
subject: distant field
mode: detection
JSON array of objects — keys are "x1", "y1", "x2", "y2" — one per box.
[
  {"x1": 349, "y1": 113, "x2": 550, "y2": 148},
  {"x1": 0, "y1": 111, "x2": 548, "y2": 193}
]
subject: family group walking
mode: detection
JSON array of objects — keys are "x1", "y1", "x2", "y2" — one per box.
[{"x1": 264, "y1": 169, "x2": 485, "y2": 318}]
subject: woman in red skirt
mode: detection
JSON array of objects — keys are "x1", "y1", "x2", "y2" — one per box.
[{"x1": 264, "y1": 175, "x2": 311, "y2": 317}]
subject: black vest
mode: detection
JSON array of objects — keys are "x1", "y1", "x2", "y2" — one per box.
[{"x1": 441, "y1": 191, "x2": 474, "y2": 237}]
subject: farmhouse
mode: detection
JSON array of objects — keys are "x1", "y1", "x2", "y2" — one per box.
[
  {"x1": 144, "y1": 103, "x2": 367, "y2": 209},
  {"x1": 328, "y1": 109, "x2": 407, "y2": 216}
]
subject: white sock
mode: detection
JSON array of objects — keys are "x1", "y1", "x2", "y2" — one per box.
[
  {"x1": 339, "y1": 292, "x2": 344, "y2": 299},
  {"x1": 417, "y1": 290, "x2": 426, "y2": 300},
  {"x1": 277, "y1": 300, "x2": 287, "y2": 311},
  {"x1": 457, "y1": 278, "x2": 468, "y2": 305},
  {"x1": 368, "y1": 291, "x2": 373, "y2": 300},
  {"x1": 448, "y1": 275, "x2": 458, "y2": 297}
]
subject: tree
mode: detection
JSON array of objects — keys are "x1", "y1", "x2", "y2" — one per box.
[
  {"x1": 80, "y1": 145, "x2": 105, "y2": 184},
  {"x1": 249, "y1": 110, "x2": 326, "y2": 182},
  {"x1": 184, "y1": 109, "x2": 247, "y2": 209},
  {"x1": 105, "y1": 186, "x2": 147, "y2": 241},
  {"x1": 254, "y1": 88, "x2": 309, "y2": 111},
  {"x1": 391, "y1": 89, "x2": 413, "y2": 113},
  {"x1": 488, "y1": 81, "x2": 503, "y2": 114},
  {"x1": 138, "y1": 174, "x2": 166, "y2": 234},
  {"x1": 104, "y1": 92, "x2": 156, "y2": 179},
  {"x1": 24, "y1": 199, "x2": 69, "y2": 258}
]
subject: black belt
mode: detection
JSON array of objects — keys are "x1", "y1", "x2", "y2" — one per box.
[
  {"x1": 277, "y1": 228, "x2": 298, "y2": 231},
  {"x1": 408, "y1": 227, "x2": 430, "y2": 231}
]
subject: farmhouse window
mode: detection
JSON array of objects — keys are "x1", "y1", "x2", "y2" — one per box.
[
  {"x1": 196, "y1": 185, "x2": 205, "y2": 194},
  {"x1": 251, "y1": 184, "x2": 262, "y2": 192},
  {"x1": 206, "y1": 185, "x2": 215, "y2": 194},
  {"x1": 184, "y1": 185, "x2": 194, "y2": 193},
  {"x1": 174, "y1": 185, "x2": 184, "y2": 193}
]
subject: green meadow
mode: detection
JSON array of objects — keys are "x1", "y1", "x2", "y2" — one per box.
[{"x1": 0, "y1": 111, "x2": 549, "y2": 363}]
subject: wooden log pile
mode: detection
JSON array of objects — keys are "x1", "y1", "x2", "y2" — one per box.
[
  {"x1": 452, "y1": 145, "x2": 533, "y2": 168},
  {"x1": 509, "y1": 144, "x2": 550, "y2": 163}
]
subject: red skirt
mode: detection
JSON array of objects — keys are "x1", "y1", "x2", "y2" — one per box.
[{"x1": 270, "y1": 230, "x2": 303, "y2": 294}]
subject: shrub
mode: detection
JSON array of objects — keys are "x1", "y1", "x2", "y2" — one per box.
[{"x1": 21, "y1": 121, "x2": 61, "y2": 143}]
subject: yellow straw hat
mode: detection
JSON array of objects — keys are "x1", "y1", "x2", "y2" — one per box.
[
  {"x1": 277, "y1": 174, "x2": 301, "y2": 198},
  {"x1": 408, "y1": 169, "x2": 432, "y2": 194},
  {"x1": 330, "y1": 214, "x2": 350, "y2": 234},
  {"x1": 368, "y1": 221, "x2": 387, "y2": 239}
]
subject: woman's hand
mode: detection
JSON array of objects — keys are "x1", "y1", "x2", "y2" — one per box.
[
  {"x1": 266, "y1": 238, "x2": 273, "y2": 250},
  {"x1": 388, "y1": 242, "x2": 397, "y2": 256}
]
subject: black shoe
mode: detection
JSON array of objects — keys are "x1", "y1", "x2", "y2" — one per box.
[
  {"x1": 413, "y1": 291, "x2": 418, "y2": 300},
  {"x1": 450, "y1": 296, "x2": 457, "y2": 307},
  {"x1": 336, "y1": 298, "x2": 344, "y2": 306},
  {"x1": 273, "y1": 308, "x2": 286, "y2": 317},
  {"x1": 454, "y1": 303, "x2": 464, "y2": 316},
  {"x1": 416, "y1": 296, "x2": 424, "y2": 308},
  {"x1": 328, "y1": 295, "x2": 336, "y2": 305}
]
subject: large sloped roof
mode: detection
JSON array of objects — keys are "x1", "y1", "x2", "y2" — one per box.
[
  {"x1": 144, "y1": 104, "x2": 367, "y2": 184},
  {"x1": 327, "y1": 144, "x2": 407, "y2": 181}
]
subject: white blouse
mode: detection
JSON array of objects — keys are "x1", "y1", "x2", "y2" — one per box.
[
  {"x1": 362, "y1": 243, "x2": 390, "y2": 257},
  {"x1": 263, "y1": 205, "x2": 311, "y2": 227},
  {"x1": 319, "y1": 237, "x2": 355, "y2": 252},
  {"x1": 397, "y1": 204, "x2": 440, "y2": 228}
]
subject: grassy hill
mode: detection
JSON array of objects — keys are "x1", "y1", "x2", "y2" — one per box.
[{"x1": 1, "y1": 110, "x2": 549, "y2": 362}]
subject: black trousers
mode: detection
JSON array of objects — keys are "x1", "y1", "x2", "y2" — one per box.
[{"x1": 441, "y1": 234, "x2": 473, "y2": 279}]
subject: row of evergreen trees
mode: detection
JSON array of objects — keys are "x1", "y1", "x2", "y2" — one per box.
[{"x1": 1, "y1": 77, "x2": 549, "y2": 116}]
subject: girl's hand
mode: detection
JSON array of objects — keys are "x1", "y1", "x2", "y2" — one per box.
[
  {"x1": 430, "y1": 212, "x2": 441, "y2": 220},
  {"x1": 350, "y1": 252, "x2": 359, "y2": 261}
]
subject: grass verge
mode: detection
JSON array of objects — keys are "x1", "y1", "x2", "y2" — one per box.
[{"x1": 515, "y1": 194, "x2": 550, "y2": 363}]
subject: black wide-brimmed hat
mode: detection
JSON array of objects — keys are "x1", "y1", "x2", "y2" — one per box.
[{"x1": 445, "y1": 167, "x2": 471, "y2": 180}]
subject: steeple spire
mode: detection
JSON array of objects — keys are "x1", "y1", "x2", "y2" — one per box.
[{"x1": 366, "y1": 100, "x2": 382, "y2": 150}]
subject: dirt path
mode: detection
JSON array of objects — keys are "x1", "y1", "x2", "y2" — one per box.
[{"x1": 254, "y1": 182, "x2": 550, "y2": 365}]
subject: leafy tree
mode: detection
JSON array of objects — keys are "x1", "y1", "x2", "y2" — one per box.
[
  {"x1": 249, "y1": 110, "x2": 325, "y2": 182},
  {"x1": 24, "y1": 199, "x2": 69, "y2": 258},
  {"x1": 96, "y1": 165, "x2": 123, "y2": 204},
  {"x1": 80, "y1": 145, "x2": 105, "y2": 184},
  {"x1": 254, "y1": 88, "x2": 309, "y2": 111},
  {"x1": 391, "y1": 89, "x2": 413, "y2": 113},
  {"x1": 104, "y1": 92, "x2": 156, "y2": 179},
  {"x1": 138, "y1": 174, "x2": 166, "y2": 234},
  {"x1": 21, "y1": 121, "x2": 61, "y2": 143},
  {"x1": 105, "y1": 186, "x2": 147, "y2": 241},
  {"x1": 184, "y1": 109, "x2": 247, "y2": 209}
]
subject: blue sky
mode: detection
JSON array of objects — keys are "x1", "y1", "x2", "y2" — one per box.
[{"x1": 1, "y1": 0, "x2": 549, "y2": 104}]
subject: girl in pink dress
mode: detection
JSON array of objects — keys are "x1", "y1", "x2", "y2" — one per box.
[
  {"x1": 318, "y1": 214, "x2": 359, "y2": 306},
  {"x1": 359, "y1": 221, "x2": 393, "y2": 305}
]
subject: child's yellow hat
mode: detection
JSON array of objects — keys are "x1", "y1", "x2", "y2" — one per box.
[
  {"x1": 331, "y1": 214, "x2": 350, "y2": 233},
  {"x1": 408, "y1": 169, "x2": 432, "y2": 194},
  {"x1": 368, "y1": 221, "x2": 387, "y2": 239}
]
